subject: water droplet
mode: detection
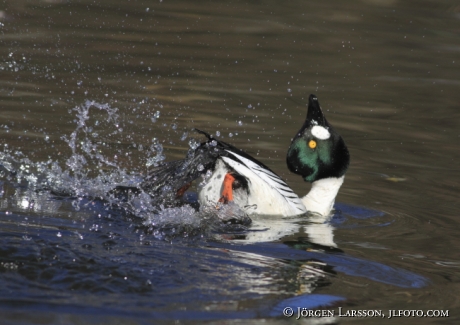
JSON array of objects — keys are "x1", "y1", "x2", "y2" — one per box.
[
  {"x1": 188, "y1": 139, "x2": 199, "y2": 150},
  {"x1": 229, "y1": 133, "x2": 233, "y2": 138},
  {"x1": 151, "y1": 111, "x2": 160, "y2": 123},
  {"x1": 57, "y1": 232, "x2": 62, "y2": 238},
  {"x1": 90, "y1": 224, "x2": 101, "y2": 232},
  {"x1": 237, "y1": 121, "x2": 243, "y2": 126}
]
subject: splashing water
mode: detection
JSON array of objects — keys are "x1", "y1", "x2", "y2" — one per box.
[
  {"x1": 143, "y1": 201, "x2": 251, "y2": 241},
  {"x1": 1, "y1": 101, "x2": 139, "y2": 201},
  {"x1": 0, "y1": 100, "x2": 250, "y2": 239}
]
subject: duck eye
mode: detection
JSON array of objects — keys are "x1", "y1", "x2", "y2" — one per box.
[{"x1": 308, "y1": 140, "x2": 317, "y2": 149}]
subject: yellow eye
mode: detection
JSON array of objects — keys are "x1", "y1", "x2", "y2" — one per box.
[{"x1": 308, "y1": 140, "x2": 317, "y2": 149}]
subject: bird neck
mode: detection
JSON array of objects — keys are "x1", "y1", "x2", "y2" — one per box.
[{"x1": 301, "y1": 176, "x2": 345, "y2": 216}]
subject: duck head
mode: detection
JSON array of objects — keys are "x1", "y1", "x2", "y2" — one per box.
[{"x1": 287, "y1": 94, "x2": 350, "y2": 183}]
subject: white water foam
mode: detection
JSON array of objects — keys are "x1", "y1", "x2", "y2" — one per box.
[{"x1": 0, "y1": 100, "x2": 250, "y2": 238}]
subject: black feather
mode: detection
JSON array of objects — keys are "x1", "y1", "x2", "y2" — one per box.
[{"x1": 136, "y1": 129, "x2": 288, "y2": 206}]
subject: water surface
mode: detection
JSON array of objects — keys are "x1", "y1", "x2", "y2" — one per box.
[{"x1": 1, "y1": 0, "x2": 459, "y2": 324}]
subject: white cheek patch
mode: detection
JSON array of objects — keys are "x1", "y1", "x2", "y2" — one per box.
[{"x1": 311, "y1": 125, "x2": 331, "y2": 140}]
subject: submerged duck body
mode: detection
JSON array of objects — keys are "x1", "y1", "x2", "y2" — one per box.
[{"x1": 140, "y1": 94, "x2": 349, "y2": 217}]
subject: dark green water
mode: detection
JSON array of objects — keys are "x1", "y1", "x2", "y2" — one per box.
[{"x1": 1, "y1": 0, "x2": 459, "y2": 324}]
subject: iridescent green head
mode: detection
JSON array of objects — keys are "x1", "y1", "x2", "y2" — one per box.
[{"x1": 286, "y1": 94, "x2": 350, "y2": 183}]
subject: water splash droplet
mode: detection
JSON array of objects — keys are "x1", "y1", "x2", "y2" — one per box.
[{"x1": 188, "y1": 139, "x2": 199, "y2": 150}]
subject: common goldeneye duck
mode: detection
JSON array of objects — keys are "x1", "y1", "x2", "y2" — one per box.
[
  {"x1": 286, "y1": 94, "x2": 350, "y2": 215},
  {"x1": 139, "y1": 94, "x2": 349, "y2": 217}
]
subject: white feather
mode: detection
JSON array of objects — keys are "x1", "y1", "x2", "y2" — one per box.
[
  {"x1": 301, "y1": 176, "x2": 344, "y2": 216},
  {"x1": 221, "y1": 151, "x2": 306, "y2": 216},
  {"x1": 197, "y1": 150, "x2": 344, "y2": 217}
]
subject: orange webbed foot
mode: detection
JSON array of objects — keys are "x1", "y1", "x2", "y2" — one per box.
[{"x1": 217, "y1": 173, "x2": 236, "y2": 204}]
